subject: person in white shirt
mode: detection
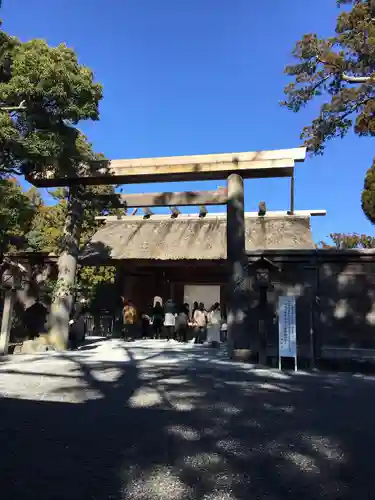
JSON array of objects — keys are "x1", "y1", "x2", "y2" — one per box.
[
  {"x1": 207, "y1": 302, "x2": 222, "y2": 347},
  {"x1": 193, "y1": 302, "x2": 207, "y2": 344},
  {"x1": 164, "y1": 298, "x2": 176, "y2": 341}
]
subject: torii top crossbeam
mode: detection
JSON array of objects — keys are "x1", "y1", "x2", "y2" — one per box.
[{"x1": 27, "y1": 147, "x2": 307, "y2": 187}]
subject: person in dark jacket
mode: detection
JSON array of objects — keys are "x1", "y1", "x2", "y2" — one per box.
[
  {"x1": 152, "y1": 301, "x2": 164, "y2": 339},
  {"x1": 69, "y1": 298, "x2": 88, "y2": 350}
]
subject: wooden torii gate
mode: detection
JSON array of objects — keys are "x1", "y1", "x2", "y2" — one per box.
[{"x1": 28, "y1": 147, "x2": 307, "y2": 356}]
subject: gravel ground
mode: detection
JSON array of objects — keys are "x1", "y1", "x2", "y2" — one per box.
[{"x1": 1, "y1": 338, "x2": 375, "y2": 500}]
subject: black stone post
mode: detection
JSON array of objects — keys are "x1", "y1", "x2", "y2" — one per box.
[
  {"x1": 258, "y1": 286, "x2": 268, "y2": 365},
  {"x1": 226, "y1": 173, "x2": 248, "y2": 359},
  {"x1": 0, "y1": 268, "x2": 22, "y2": 355},
  {"x1": 0, "y1": 288, "x2": 16, "y2": 355}
]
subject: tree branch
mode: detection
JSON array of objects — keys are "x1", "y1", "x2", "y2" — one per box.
[
  {"x1": 317, "y1": 56, "x2": 374, "y2": 84},
  {"x1": 331, "y1": 97, "x2": 372, "y2": 123},
  {"x1": 0, "y1": 100, "x2": 26, "y2": 112},
  {"x1": 342, "y1": 73, "x2": 374, "y2": 83},
  {"x1": 310, "y1": 73, "x2": 332, "y2": 92}
]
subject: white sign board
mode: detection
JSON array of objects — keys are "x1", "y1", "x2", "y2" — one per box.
[{"x1": 278, "y1": 296, "x2": 297, "y2": 361}]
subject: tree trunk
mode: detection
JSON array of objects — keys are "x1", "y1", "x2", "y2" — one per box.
[{"x1": 48, "y1": 186, "x2": 84, "y2": 350}]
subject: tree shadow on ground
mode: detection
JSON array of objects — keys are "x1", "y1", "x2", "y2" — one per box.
[{"x1": 0, "y1": 342, "x2": 375, "y2": 499}]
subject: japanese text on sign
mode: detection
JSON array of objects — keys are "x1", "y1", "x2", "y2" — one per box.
[{"x1": 278, "y1": 296, "x2": 297, "y2": 358}]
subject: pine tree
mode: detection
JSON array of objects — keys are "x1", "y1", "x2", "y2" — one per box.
[{"x1": 283, "y1": 0, "x2": 375, "y2": 222}]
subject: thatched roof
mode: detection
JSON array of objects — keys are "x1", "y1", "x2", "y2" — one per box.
[{"x1": 80, "y1": 214, "x2": 314, "y2": 262}]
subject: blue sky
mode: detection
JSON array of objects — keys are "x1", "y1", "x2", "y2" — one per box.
[{"x1": 3, "y1": 0, "x2": 374, "y2": 242}]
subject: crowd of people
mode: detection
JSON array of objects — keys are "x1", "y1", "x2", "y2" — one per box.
[
  {"x1": 66, "y1": 296, "x2": 228, "y2": 350},
  {"x1": 122, "y1": 298, "x2": 227, "y2": 346}
]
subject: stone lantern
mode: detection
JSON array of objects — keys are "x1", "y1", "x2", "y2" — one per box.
[
  {"x1": 0, "y1": 262, "x2": 28, "y2": 355},
  {"x1": 249, "y1": 256, "x2": 280, "y2": 365}
]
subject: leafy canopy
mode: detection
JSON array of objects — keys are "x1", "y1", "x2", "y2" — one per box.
[
  {"x1": 319, "y1": 232, "x2": 375, "y2": 248},
  {"x1": 0, "y1": 22, "x2": 102, "y2": 178},
  {"x1": 0, "y1": 178, "x2": 37, "y2": 253},
  {"x1": 26, "y1": 181, "x2": 118, "y2": 254},
  {"x1": 282, "y1": 0, "x2": 375, "y2": 223}
]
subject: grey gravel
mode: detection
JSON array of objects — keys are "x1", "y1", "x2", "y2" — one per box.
[{"x1": 0, "y1": 339, "x2": 374, "y2": 499}]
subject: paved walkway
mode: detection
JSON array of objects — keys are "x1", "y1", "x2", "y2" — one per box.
[{"x1": 1, "y1": 339, "x2": 375, "y2": 500}]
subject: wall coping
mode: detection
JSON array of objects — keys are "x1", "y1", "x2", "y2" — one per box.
[
  {"x1": 5, "y1": 248, "x2": 375, "y2": 265},
  {"x1": 246, "y1": 249, "x2": 375, "y2": 264}
]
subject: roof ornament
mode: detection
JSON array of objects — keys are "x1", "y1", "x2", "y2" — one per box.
[
  {"x1": 170, "y1": 206, "x2": 180, "y2": 219},
  {"x1": 199, "y1": 205, "x2": 207, "y2": 218},
  {"x1": 143, "y1": 207, "x2": 153, "y2": 219},
  {"x1": 258, "y1": 201, "x2": 267, "y2": 217}
]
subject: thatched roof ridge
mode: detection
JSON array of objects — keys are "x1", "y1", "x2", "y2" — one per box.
[{"x1": 81, "y1": 215, "x2": 314, "y2": 262}]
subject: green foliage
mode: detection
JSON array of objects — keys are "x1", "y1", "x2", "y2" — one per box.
[
  {"x1": 25, "y1": 186, "x2": 43, "y2": 207},
  {"x1": 362, "y1": 159, "x2": 375, "y2": 222},
  {"x1": 77, "y1": 265, "x2": 116, "y2": 304},
  {"x1": 26, "y1": 201, "x2": 66, "y2": 253},
  {"x1": 26, "y1": 182, "x2": 118, "y2": 253},
  {"x1": 319, "y1": 232, "x2": 375, "y2": 248},
  {"x1": 0, "y1": 178, "x2": 36, "y2": 253},
  {"x1": 283, "y1": 0, "x2": 375, "y2": 153},
  {"x1": 25, "y1": 181, "x2": 118, "y2": 304},
  {"x1": 0, "y1": 24, "x2": 102, "y2": 177},
  {"x1": 283, "y1": 0, "x2": 375, "y2": 222},
  {"x1": 80, "y1": 186, "x2": 119, "y2": 245}
]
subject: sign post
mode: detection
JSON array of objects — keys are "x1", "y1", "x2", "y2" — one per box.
[{"x1": 278, "y1": 296, "x2": 297, "y2": 371}]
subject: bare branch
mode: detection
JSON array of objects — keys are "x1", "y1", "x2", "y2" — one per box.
[
  {"x1": 321, "y1": 97, "x2": 372, "y2": 125},
  {"x1": 339, "y1": 100, "x2": 370, "y2": 121},
  {"x1": 0, "y1": 100, "x2": 26, "y2": 112},
  {"x1": 342, "y1": 74, "x2": 374, "y2": 83}
]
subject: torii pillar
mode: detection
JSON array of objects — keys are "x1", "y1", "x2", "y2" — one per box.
[{"x1": 226, "y1": 173, "x2": 249, "y2": 359}]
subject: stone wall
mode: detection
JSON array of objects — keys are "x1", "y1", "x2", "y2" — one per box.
[{"x1": 316, "y1": 252, "x2": 375, "y2": 349}]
